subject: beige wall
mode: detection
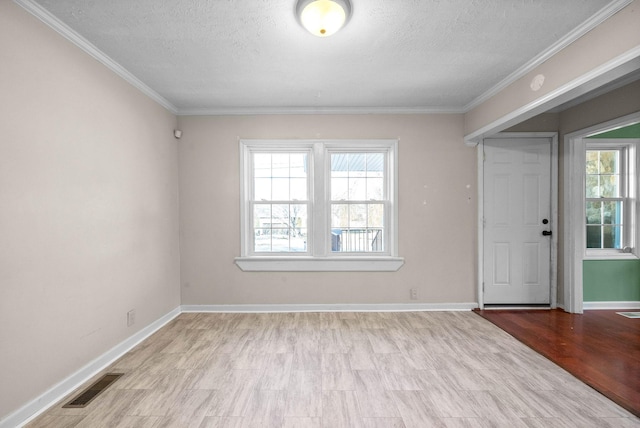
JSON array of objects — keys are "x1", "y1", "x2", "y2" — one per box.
[
  {"x1": 2, "y1": 0, "x2": 637, "y2": 421},
  {"x1": 177, "y1": 114, "x2": 477, "y2": 306},
  {"x1": 464, "y1": 0, "x2": 640, "y2": 140},
  {"x1": 559, "y1": 79, "x2": 640, "y2": 136},
  {"x1": 0, "y1": 1, "x2": 181, "y2": 419}
]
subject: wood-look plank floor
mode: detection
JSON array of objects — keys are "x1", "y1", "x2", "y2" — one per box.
[
  {"x1": 475, "y1": 308, "x2": 640, "y2": 418},
  {"x1": 27, "y1": 312, "x2": 640, "y2": 427}
]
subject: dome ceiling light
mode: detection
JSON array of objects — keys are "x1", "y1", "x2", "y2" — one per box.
[{"x1": 295, "y1": 0, "x2": 352, "y2": 37}]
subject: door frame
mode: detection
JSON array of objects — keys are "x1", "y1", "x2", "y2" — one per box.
[
  {"x1": 563, "y1": 112, "x2": 640, "y2": 314},
  {"x1": 477, "y1": 132, "x2": 559, "y2": 309}
]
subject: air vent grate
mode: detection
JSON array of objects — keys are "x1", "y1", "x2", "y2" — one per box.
[{"x1": 62, "y1": 373, "x2": 123, "y2": 408}]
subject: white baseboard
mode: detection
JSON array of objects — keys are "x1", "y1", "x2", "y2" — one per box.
[
  {"x1": 2, "y1": 307, "x2": 182, "y2": 428},
  {"x1": 3, "y1": 302, "x2": 479, "y2": 427},
  {"x1": 583, "y1": 301, "x2": 640, "y2": 310},
  {"x1": 181, "y1": 302, "x2": 479, "y2": 313}
]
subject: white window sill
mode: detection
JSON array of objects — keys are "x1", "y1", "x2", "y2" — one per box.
[
  {"x1": 235, "y1": 256, "x2": 405, "y2": 272},
  {"x1": 584, "y1": 251, "x2": 639, "y2": 261}
]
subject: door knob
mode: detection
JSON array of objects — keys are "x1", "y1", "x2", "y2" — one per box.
[{"x1": 542, "y1": 230, "x2": 552, "y2": 236}]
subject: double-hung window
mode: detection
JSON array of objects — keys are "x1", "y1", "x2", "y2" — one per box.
[
  {"x1": 585, "y1": 140, "x2": 638, "y2": 257},
  {"x1": 237, "y1": 140, "x2": 403, "y2": 271}
]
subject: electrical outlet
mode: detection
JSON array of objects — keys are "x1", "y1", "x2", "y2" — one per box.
[
  {"x1": 410, "y1": 288, "x2": 418, "y2": 300},
  {"x1": 127, "y1": 309, "x2": 135, "y2": 327}
]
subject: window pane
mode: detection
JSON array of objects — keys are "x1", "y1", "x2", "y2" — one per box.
[
  {"x1": 599, "y1": 151, "x2": 618, "y2": 174},
  {"x1": 368, "y1": 204, "x2": 384, "y2": 228},
  {"x1": 603, "y1": 201, "x2": 623, "y2": 225},
  {"x1": 289, "y1": 204, "x2": 307, "y2": 235},
  {"x1": 585, "y1": 175, "x2": 599, "y2": 198},
  {"x1": 331, "y1": 152, "x2": 386, "y2": 202},
  {"x1": 254, "y1": 229, "x2": 272, "y2": 252},
  {"x1": 350, "y1": 204, "x2": 367, "y2": 228},
  {"x1": 271, "y1": 153, "x2": 290, "y2": 177},
  {"x1": 366, "y1": 153, "x2": 384, "y2": 175},
  {"x1": 331, "y1": 177, "x2": 349, "y2": 200},
  {"x1": 254, "y1": 153, "x2": 272, "y2": 177},
  {"x1": 253, "y1": 204, "x2": 308, "y2": 252},
  {"x1": 602, "y1": 225, "x2": 622, "y2": 249},
  {"x1": 586, "y1": 151, "x2": 599, "y2": 174},
  {"x1": 586, "y1": 226, "x2": 602, "y2": 249},
  {"x1": 600, "y1": 175, "x2": 619, "y2": 198},
  {"x1": 290, "y1": 153, "x2": 307, "y2": 177},
  {"x1": 367, "y1": 177, "x2": 384, "y2": 200},
  {"x1": 254, "y1": 178, "x2": 271, "y2": 200},
  {"x1": 254, "y1": 204, "x2": 271, "y2": 228},
  {"x1": 585, "y1": 148, "x2": 625, "y2": 250},
  {"x1": 272, "y1": 178, "x2": 289, "y2": 200},
  {"x1": 586, "y1": 150, "x2": 621, "y2": 198},
  {"x1": 349, "y1": 177, "x2": 366, "y2": 200},
  {"x1": 331, "y1": 204, "x2": 349, "y2": 228},
  {"x1": 586, "y1": 201, "x2": 601, "y2": 225},
  {"x1": 290, "y1": 178, "x2": 307, "y2": 201},
  {"x1": 253, "y1": 152, "x2": 308, "y2": 202}
]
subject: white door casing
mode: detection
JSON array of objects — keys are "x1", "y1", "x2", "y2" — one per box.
[{"x1": 482, "y1": 135, "x2": 557, "y2": 305}]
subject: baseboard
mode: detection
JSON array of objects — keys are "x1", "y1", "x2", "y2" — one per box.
[
  {"x1": 1, "y1": 306, "x2": 181, "y2": 428},
  {"x1": 181, "y1": 302, "x2": 479, "y2": 313},
  {"x1": 3, "y1": 302, "x2": 478, "y2": 427},
  {"x1": 583, "y1": 301, "x2": 640, "y2": 310}
]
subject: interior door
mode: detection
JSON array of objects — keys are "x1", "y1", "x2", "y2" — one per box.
[{"x1": 483, "y1": 137, "x2": 552, "y2": 304}]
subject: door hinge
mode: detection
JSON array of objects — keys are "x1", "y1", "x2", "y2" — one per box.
[{"x1": 482, "y1": 282, "x2": 485, "y2": 292}]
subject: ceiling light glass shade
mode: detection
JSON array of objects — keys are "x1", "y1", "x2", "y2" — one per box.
[{"x1": 296, "y1": 0, "x2": 352, "y2": 37}]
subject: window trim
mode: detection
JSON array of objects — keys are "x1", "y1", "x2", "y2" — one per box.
[
  {"x1": 236, "y1": 139, "x2": 403, "y2": 272},
  {"x1": 584, "y1": 139, "x2": 638, "y2": 259}
]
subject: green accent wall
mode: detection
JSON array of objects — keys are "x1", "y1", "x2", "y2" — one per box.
[
  {"x1": 583, "y1": 260, "x2": 640, "y2": 301},
  {"x1": 583, "y1": 122, "x2": 640, "y2": 302},
  {"x1": 587, "y1": 122, "x2": 640, "y2": 139}
]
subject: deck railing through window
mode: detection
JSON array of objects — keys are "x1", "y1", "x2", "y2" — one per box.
[{"x1": 331, "y1": 229, "x2": 383, "y2": 252}]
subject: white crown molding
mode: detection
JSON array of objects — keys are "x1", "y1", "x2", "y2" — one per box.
[
  {"x1": 0, "y1": 307, "x2": 181, "y2": 428},
  {"x1": 181, "y1": 303, "x2": 479, "y2": 313},
  {"x1": 13, "y1": 0, "x2": 178, "y2": 115},
  {"x1": 583, "y1": 301, "x2": 640, "y2": 310},
  {"x1": 177, "y1": 106, "x2": 465, "y2": 116},
  {"x1": 463, "y1": 0, "x2": 635, "y2": 113},
  {"x1": 13, "y1": 0, "x2": 633, "y2": 118},
  {"x1": 464, "y1": 45, "x2": 640, "y2": 145}
]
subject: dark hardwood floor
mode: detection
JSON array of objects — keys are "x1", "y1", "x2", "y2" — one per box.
[{"x1": 475, "y1": 309, "x2": 640, "y2": 417}]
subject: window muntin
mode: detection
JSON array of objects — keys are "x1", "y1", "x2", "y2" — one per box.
[
  {"x1": 330, "y1": 152, "x2": 387, "y2": 253},
  {"x1": 240, "y1": 140, "x2": 399, "y2": 263},
  {"x1": 585, "y1": 149, "x2": 624, "y2": 249},
  {"x1": 251, "y1": 151, "x2": 310, "y2": 253},
  {"x1": 584, "y1": 142, "x2": 638, "y2": 255}
]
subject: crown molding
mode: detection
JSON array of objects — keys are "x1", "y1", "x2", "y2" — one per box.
[
  {"x1": 463, "y1": 45, "x2": 640, "y2": 145},
  {"x1": 463, "y1": 0, "x2": 634, "y2": 113},
  {"x1": 177, "y1": 105, "x2": 465, "y2": 116},
  {"x1": 13, "y1": 0, "x2": 178, "y2": 115},
  {"x1": 14, "y1": 0, "x2": 632, "y2": 118}
]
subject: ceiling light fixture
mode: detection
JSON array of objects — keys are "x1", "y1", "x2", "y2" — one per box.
[{"x1": 296, "y1": 0, "x2": 352, "y2": 37}]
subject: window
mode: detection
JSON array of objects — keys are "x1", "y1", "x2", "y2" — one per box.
[
  {"x1": 585, "y1": 140, "x2": 638, "y2": 256},
  {"x1": 237, "y1": 140, "x2": 403, "y2": 271}
]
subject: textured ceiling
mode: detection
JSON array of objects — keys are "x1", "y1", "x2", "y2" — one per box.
[{"x1": 28, "y1": 0, "x2": 617, "y2": 114}]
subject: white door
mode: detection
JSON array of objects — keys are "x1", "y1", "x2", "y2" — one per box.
[{"x1": 483, "y1": 137, "x2": 552, "y2": 304}]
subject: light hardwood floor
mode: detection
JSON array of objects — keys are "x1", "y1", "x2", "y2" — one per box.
[{"x1": 27, "y1": 312, "x2": 640, "y2": 427}]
